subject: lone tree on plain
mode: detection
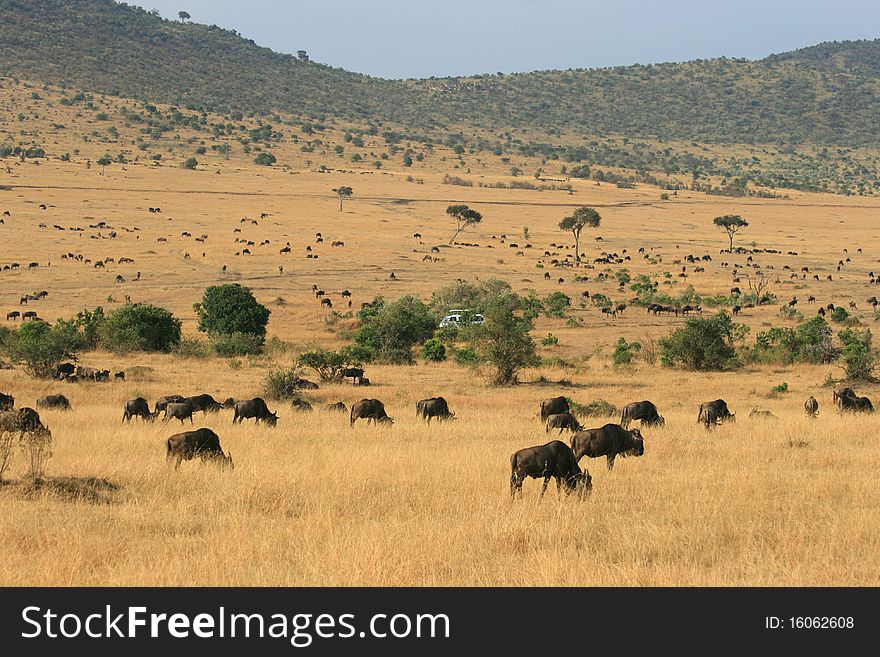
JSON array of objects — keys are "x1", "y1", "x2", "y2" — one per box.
[
  {"x1": 714, "y1": 214, "x2": 749, "y2": 252},
  {"x1": 333, "y1": 186, "x2": 353, "y2": 211},
  {"x1": 447, "y1": 204, "x2": 482, "y2": 244},
  {"x1": 559, "y1": 206, "x2": 601, "y2": 262},
  {"x1": 297, "y1": 50, "x2": 310, "y2": 62},
  {"x1": 97, "y1": 154, "x2": 112, "y2": 175},
  {"x1": 178, "y1": 11, "x2": 191, "y2": 22}
]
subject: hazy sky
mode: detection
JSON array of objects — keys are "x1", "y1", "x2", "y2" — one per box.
[{"x1": 142, "y1": 0, "x2": 880, "y2": 79}]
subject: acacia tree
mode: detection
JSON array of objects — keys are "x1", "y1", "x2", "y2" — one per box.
[
  {"x1": 713, "y1": 214, "x2": 749, "y2": 252},
  {"x1": 178, "y1": 11, "x2": 191, "y2": 22},
  {"x1": 447, "y1": 204, "x2": 482, "y2": 244},
  {"x1": 559, "y1": 206, "x2": 601, "y2": 262},
  {"x1": 333, "y1": 186, "x2": 353, "y2": 211}
]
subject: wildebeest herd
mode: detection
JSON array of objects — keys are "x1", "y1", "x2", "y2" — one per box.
[{"x1": 0, "y1": 382, "x2": 874, "y2": 499}]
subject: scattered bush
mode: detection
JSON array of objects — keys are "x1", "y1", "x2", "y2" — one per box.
[
  {"x1": 453, "y1": 346, "x2": 479, "y2": 366},
  {"x1": 541, "y1": 333, "x2": 559, "y2": 346},
  {"x1": 263, "y1": 366, "x2": 306, "y2": 401},
  {"x1": 2, "y1": 320, "x2": 81, "y2": 378},
  {"x1": 195, "y1": 284, "x2": 270, "y2": 342},
  {"x1": 420, "y1": 338, "x2": 447, "y2": 362},
  {"x1": 212, "y1": 332, "x2": 264, "y2": 357},
  {"x1": 660, "y1": 311, "x2": 747, "y2": 370},
  {"x1": 612, "y1": 337, "x2": 642, "y2": 366},
  {"x1": 100, "y1": 304, "x2": 181, "y2": 353}
]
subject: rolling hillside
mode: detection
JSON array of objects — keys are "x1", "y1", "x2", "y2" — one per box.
[{"x1": 1, "y1": 0, "x2": 880, "y2": 194}]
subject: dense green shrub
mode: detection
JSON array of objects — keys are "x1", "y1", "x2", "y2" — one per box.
[
  {"x1": 420, "y1": 338, "x2": 447, "y2": 362},
  {"x1": 195, "y1": 284, "x2": 270, "y2": 341},
  {"x1": 101, "y1": 304, "x2": 181, "y2": 353},
  {"x1": 660, "y1": 311, "x2": 747, "y2": 370}
]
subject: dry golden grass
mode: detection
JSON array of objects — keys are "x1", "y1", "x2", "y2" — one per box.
[{"x1": 1, "y1": 81, "x2": 880, "y2": 586}]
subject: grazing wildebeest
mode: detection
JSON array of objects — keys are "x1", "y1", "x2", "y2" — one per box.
[
  {"x1": 544, "y1": 412, "x2": 581, "y2": 433},
  {"x1": 416, "y1": 397, "x2": 455, "y2": 422},
  {"x1": 570, "y1": 424, "x2": 644, "y2": 471},
  {"x1": 291, "y1": 398, "x2": 313, "y2": 412},
  {"x1": 36, "y1": 394, "x2": 71, "y2": 410},
  {"x1": 186, "y1": 394, "x2": 223, "y2": 414},
  {"x1": 833, "y1": 387, "x2": 874, "y2": 413},
  {"x1": 154, "y1": 394, "x2": 187, "y2": 414},
  {"x1": 22, "y1": 311, "x2": 37, "y2": 320},
  {"x1": 321, "y1": 298, "x2": 333, "y2": 308},
  {"x1": 343, "y1": 367, "x2": 364, "y2": 384},
  {"x1": 350, "y1": 399, "x2": 393, "y2": 427},
  {"x1": 0, "y1": 407, "x2": 50, "y2": 436},
  {"x1": 233, "y1": 398, "x2": 278, "y2": 425},
  {"x1": 749, "y1": 407, "x2": 777, "y2": 419},
  {"x1": 325, "y1": 402, "x2": 348, "y2": 413},
  {"x1": 0, "y1": 391, "x2": 14, "y2": 410},
  {"x1": 6, "y1": 311, "x2": 20, "y2": 321},
  {"x1": 698, "y1": 399, "x2": 735, "y2": 429},
  {"x1": 114, "y1": 371, "x2": 125, "y2": 381},
  {"x1": 123, "y1": 398, "x2": 156, "y2": 422},
  {"x1": 620, "y1": 400, "x2": 665, "y2": 429},
  {"x1": 163, "y1": 401, "x2": 194, "y2": 424},
  {"x1": 540, "y1": 396, "x2": 569, "y2": 422},
  {"x1": 509, "y1": 440, "x2": 592, "y2": 499},
  {"x1": 166, "y1": 428, "x2": 233, "y2": 470},
  {"x1": 804, "y1": 396, "x2": 819, "y2": 417},
  {"x1": 221, "y1": 397, "x2": 238, "y2": 409}
]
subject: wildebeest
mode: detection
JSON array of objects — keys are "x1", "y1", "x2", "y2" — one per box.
[
  {"x1": 36, "y1": 394, "x2": 71, "y2": 410},
  {"x1": 163, "y1": 401, "x2": 194, "y2": 424},
  {"x1": 620, "y1": 400, "x2": 665, "y2": 429},
  {"x1": 698, "y1": 399, "x2": 735, "y2": 429},
  {"x1": 291, "y1": 398, "x2": 313, "y2": 412},
  {"x1": 232, "y1": 398, "x2": 278, "y2": 425},
  {"x1": 342, "y1": 367, "x2": 364, "y2": 384},
  {"x1": 509, "y1": 440, "x2": 592, "y2": 499},
  {"x1": 0, "y1": 391, "x2": 14, "y2": 410},
  {"x1": 544, "y1": 412, "x2": 581, "y2": 433},
  {"x1": 154, "y1": 394, "x2": 187, "y2": 414},
  {"x1": 416, "y1": 397, "x2": 455, "y2": 422},
  {"x1": 540, "y1": 396, "x2": 569, "y2": 422},
  {"x1": 350, "y1": 399, "x2": 393, "y2": 427},
  {"x1": 749, "y1": 407, "x2": 777, "y2": 419},
  {"x1": 0, "y1": 407, "x2": 50, "y2": 436},
  {"x1": 166, "y1": 428, "x2": 233, "y2": 470},
  {"x1": 122, "y1": 397, "x2": 156, "y2": 422},
  {"x1": 833, "y1": 387, "x2": 874, "y2": 413},
  {"x1": 804, "y1": 396, "x2": 819, "y2": 417},
  {"x1": 186, "y1": 394, "x2": 223, "y2": 414},
  {"x1": 221, "y1": 397, "x2": 238, "y2": 409},
  {"x1": 570, "y1": 424, "x2": 644, "y2": 471},
  {"x1": 325, "y1": 402, "x2": 348, "y2": 413},
  {"x1": 6, "y1": 311, "x2": 20, "y2": 321}
]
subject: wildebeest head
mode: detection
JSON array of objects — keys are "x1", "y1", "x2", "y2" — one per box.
[
  {"x1": 215, "y1": 451, "x2": 234, "y2": 470},
  {"x1": 378, "y1": 415, "x2": 394, "y2": 425},
  {"x1": 566, "y1": 471, "x2": 593, "y2": 500},
  {"x1": 266, "y1": 412, "x2": 279, "y2": 426}
]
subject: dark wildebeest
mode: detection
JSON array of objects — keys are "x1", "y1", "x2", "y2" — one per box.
[
  {"x1": 166, "y1": 428, "x2": 233, "y2": 470},
  {"x1": 154, "y1": 394, "x2": 187, "y2": 414},
  {"x1": 540, "y1": 396, "x2": 569, "y2": 422},
  {"x1": 325, "y1": 402, "x2": 348, "y2": 413},
  {"x1": 570, "y1": 424, "x2": 644, "y2": 471},
  {"x1": 122, "y1": 398, "x2": 156, "y2": 422},
  {"x1": 509, "y1": 440, "x2": 592, "y2": 499},
  {"x1": 291, "y1": 398, "x2": 313, "y2": 412},
  {"x1": 6, "y1": 311, "x2": 20, "y2": 321},
  {"x1": 833, "y1": 387, "x2": 874, "y2": 413},
  {"x1": 186, "y1": 394, "x2": 223, "y2": 414},
  {"x1": 698, "y1": 399, "x2": 735, "y2": 430},
  {"x1": 57, "y1": 362, "x2": 76, "y2": 378},
  {"x1": 0, "y1": 391, "x2": 14, "y2": 411},
  {"x1": 114, "y1": 371, "x2": 125, "y2": 381},
  {"x1": 0, "y1": 407, "x2": 50, "y2": 436},
  {"x1": 343, "y1": 367, "x2": 364, "y2": 384},
  {"x1": 620, "y1": 400, "x2": 665, "y2": 429},
  {"x1": 350, "y1": 399, "x2": 393, "y2": 427},
  {"x1": 163, "y1": 401, "x2": 194, "y2": 424},
  {"x1": 36, "y1": 394, "x2": 71, "y2": 410},
  {"x1": 804, "y1": 396, "x2": 819, "y2": 418},
  {"x1": 232, "y1": 398, "x2": 278, "y2": 425},
  {"x1": 221, "y1": 397, "x2": 238, "y2": 409},
  {"x1": 416, "y1": 397, "x2": 455, "y2": 422},
  {"x1": 544, "y1": 412, "x2": 581, "y2": 433}
]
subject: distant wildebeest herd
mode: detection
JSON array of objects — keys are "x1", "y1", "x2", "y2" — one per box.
[{"x1": 0, "y1": 382, "x2": 875, "y2": 498}]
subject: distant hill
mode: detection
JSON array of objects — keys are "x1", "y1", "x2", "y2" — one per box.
[{"x1": 1, "y1": 0, "x2": 880, "y2": 193}]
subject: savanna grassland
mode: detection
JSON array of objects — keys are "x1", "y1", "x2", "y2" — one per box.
[{"x1": 1, "y1": 81, "x2": 879, "y2": 586}]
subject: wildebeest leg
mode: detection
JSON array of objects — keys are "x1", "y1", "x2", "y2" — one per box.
[
  {"x1": 540, "y1": 476, "x2": 551, "y2": 499},
  {"x1": 607, "y1": 455, "x2": 615, "y2": 471},
  {"x1": 510, "y1": 473, "x2": 520, "y2": 498},
  {"x1": 122, "y1": 411, "x2": 129, "y2": 423},
  {"x1": 189, "y1": 414, "x2": 193, "y2": 424}
]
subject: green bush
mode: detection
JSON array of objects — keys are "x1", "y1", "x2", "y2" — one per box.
[
  {"x1": 660, "y1": 311, "x2": 747, "y2": 370},
  {"x1": 100, "y1": 304, "x2": 181, "y2": 353},
  {"x1": 541, "y1": 333, "x2": 559, "y2": 346},
  {"x1": 195, "y1": 284, "x2": 270, "y2": 341},
  {"x1": 612, "y1": 337, "x2": 641, "y2": 366},
  {"x1": 420, "y1": 338, "x2": 447, "y2": 362},
  {"x1": 354, "y1": 296, "x2": 436, "y2": 364},
  {"x1": 182, "y1": 157, "x2": 198, "y2": 170},
  {"x1": 468, "y1": 292, "x2": 539, "y2": 384},
  {"x1": 297, "y1": 349, "x2": 350, "y2": 381},
  {"x1": 253, "y1": 152, "x2": 277, "y2": 166},
  {"x1": 543, "y1": 292, "x2": 571, "y2": 317},
  {"x1": 172, "y1": 336, "x2": 211, "y2": 359},
  {"x1": 212, "y1": 332, "x2": 264, "y2": 357},
  {"x1": 831, "y1": 307, "x2": 849, "y2": 323},
  {"x1": 839, "y1": 328, "x2": 876, "y2": 380},
  {"x1": 453, "y1": 346, "x2": 479, "y2": 366},
  {"x1": 263, "y1": 366, "x2": 306, "y2": 401},
  {"x1": 2, "y1": 320, "x2": 82, "y2": 378}
]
